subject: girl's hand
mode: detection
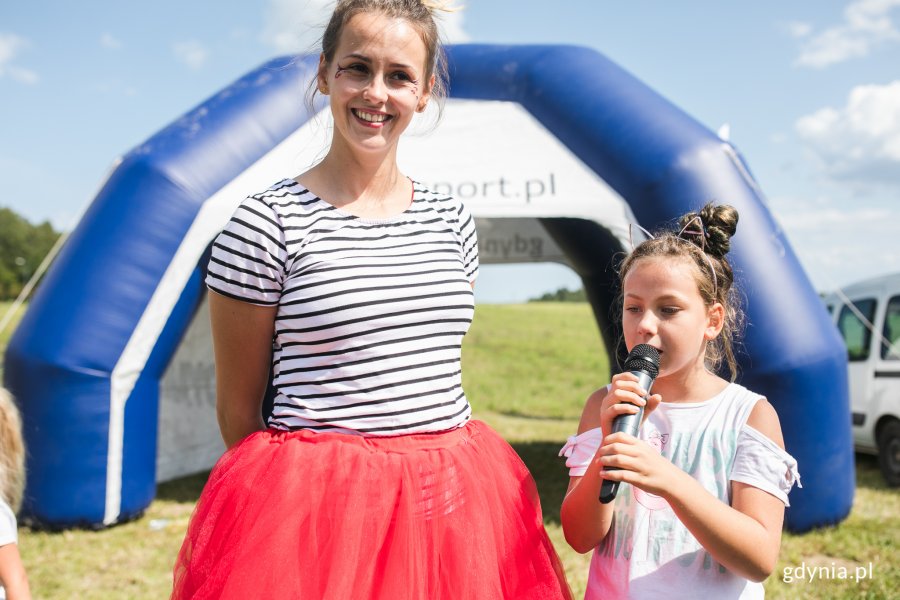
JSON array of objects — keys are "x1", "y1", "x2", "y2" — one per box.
[
  {"x1": 595, "y1": 432, "x2": 684, "y2": 497},
  {"x1": 600, "y1": 372, "x2": 662, "y2": 438}
]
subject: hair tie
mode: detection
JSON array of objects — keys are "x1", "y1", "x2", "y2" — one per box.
[
  {"x1": 630, "y1": 220, "x2": 718, "y2": 297},
  {"x1": 677, "y1": 215, "x2": 707, "y2": 249}
]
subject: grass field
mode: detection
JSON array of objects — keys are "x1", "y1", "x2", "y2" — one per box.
[{"x1": 5, "y1": 302, "x2": 899, "y2": 598}]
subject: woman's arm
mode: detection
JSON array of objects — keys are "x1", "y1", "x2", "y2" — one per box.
[
  {"x1": 598, "y1": 399, "x2": 786, "y2": 581},
  {"x1": 0, "y1": 543, "x2": 31, "y2": 600},
  {"x1": 209, "y1": 290, "x2": 278, "y2": 449}
]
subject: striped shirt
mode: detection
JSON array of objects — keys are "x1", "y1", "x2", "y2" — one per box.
[{"x1": 205, "y1": 178, "x2": 479, "y2": 435}]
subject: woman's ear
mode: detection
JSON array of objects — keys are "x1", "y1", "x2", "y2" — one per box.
[
  {"x1": 417, "y1": 73, "x2": 436, "y2": 112},
  {"x1": 317, "y1": 54, "x2": 329, "y2": 95},
  {"x1": 705, "y1": 302, "x2": 725, "y2": 340}
]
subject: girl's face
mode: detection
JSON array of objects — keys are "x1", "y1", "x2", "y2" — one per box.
[
  {"x1": 319, "y1": 12, "x2": 432, "y2": 158},
  {"x1": 622, "y1": 257, "x2": 723, "y2": 379}
]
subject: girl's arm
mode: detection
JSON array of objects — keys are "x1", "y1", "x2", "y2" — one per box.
[
  {"x1": 209, "y1": 290, "x2": 278, "y2": 449},
  {"x1": 0, "y1": 543, "x2": 31, "y2": 600},
  {"x1": 598, "y1": 399, "x2": 786, "y2": 581},
  {"x1": 560, "y1": 388, "x2": 616, "y2": 553},
  {"x1": 560, "y1": 374, "x2": 661, "y2": 553}
]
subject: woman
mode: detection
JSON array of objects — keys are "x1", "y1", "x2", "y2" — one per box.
[{"x1": 172, "y1": 2, "x2": 572, "y2": 598}]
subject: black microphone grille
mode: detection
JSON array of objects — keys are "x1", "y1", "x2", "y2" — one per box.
[{"x1": 624, "y1": 344, "x2": 660, "y2": 378}]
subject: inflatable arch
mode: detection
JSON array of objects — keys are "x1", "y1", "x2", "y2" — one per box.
[{"x1": 4, "y1": 45, "x2": 852, "y2": 531}]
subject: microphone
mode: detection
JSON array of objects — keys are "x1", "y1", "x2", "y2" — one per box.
[{"x1": 599, "y1": 343, "x2": 660, "y2": 504}]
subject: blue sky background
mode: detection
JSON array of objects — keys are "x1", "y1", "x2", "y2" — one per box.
[{"x1": 2, "y1": 1, "x2": 899, "y2": 302}]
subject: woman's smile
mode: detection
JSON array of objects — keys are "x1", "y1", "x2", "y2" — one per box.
[{"x1": 352, "y1": 108, "x2": 392, "y2": 126}]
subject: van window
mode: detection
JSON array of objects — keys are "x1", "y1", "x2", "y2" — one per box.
[
  {"x1": 882, "y1": 295, "x2": 900, "y2": 360},
  {"x1": 837, "y1": 298, "x2": 877, "y2": 361}
]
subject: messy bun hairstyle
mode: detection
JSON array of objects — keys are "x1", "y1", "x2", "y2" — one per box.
[{"x1": 619, "y1": 202, "x2": 744, "y2": 380}]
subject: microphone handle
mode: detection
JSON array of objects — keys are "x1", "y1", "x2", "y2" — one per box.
[{"x1": 599, "y1": 370, "x2": 654, "y2": 504}]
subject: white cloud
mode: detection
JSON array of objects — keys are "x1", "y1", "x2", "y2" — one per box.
[
  {"x1": 768, "y1": 194, "x2": 900, "y2": 289},
  {"x1": 0, "y1": 32, "x2": 38, "y2": 84},
  {"x1": 795, "y1": 80, "x2": 900, "y2": 183},
  {"x1": 785, "y1": 21, "x2": 813, "y2": 38},
  {"x1": 94, "y1": 80, "x2": 139, "y2": 97},
  {"x1": 435, "y1": 8, "x2": 469, "y2": 44},
  {"x1": 0, "y1": 33, "x2": 24, "y2": 65},
  {"x1": 173, "y1": 40, "x2": 209, "y2": 69},
  {"x1": 777, "y1": 204, "x2": 892, "y2": 230},
  {"x1": 794, "y1": 0, "x2": 900, "y2": 68},
  {"x1": 262, "y1": 0, "x2": 333, "y2": 54},
  {"x1": 100, "y1": 33, "x2": 122, "y2": 49},
  {"x1": 261, "y1": 0, "x2": 469, "y2": 54},
  {"x1": 7, "y1": 65, "x2": 39, "y2": 84}
]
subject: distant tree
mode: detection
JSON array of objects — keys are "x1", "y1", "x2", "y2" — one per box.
[
  {"x1": 0, "y1": 207, "x2": 62, "y2": 300},
  {"x1": 528, "y1": 286, "x2": 587, "y2": 303}
]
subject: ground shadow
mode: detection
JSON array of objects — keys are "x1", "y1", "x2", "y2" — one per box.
[
  {"x1": 509, "y1": 440, "x2": 570, "y2": 525},
  {"x1": 854, "y1": 452, "x2": 898, "y2": 492},
  {"x1": 156, "y1": 471, "x2": 210, "y2": 503}
]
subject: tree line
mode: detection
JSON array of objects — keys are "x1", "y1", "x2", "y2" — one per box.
[
  {"x1": 0, "y1": 207, "x2": 61, "y2": 301},
  {"x1": 529, "y1": 286, "x2": 587, "y2": 303}
]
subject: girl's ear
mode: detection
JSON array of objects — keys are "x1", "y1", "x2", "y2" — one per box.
[
  {"x1": 704, "y1": 302, "x2": 725, "y2": 340},
  {"x1": 317, "y1": 54, "x2": 329, "y2": 95},
  {"x1": 417, "y1": 73, "x2": 436, "y2": 112}
]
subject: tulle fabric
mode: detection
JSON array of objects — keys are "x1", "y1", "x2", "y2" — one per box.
[{"x1": 172, "y1": 420, "x2": 572, "y2": 599}]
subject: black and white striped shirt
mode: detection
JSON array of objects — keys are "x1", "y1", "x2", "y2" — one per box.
[{"x1": 206, "y1": 178, "x2": 479, "y2": 435}]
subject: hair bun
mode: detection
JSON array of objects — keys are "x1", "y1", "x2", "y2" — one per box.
[{"x1": 678, "y1": 203, "x2": 738, "y2": 258}]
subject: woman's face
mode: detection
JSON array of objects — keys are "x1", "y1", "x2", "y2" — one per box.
[
  {"x1": 319, "y1": 12, "x2": 432, "y2": 158},
  {"x1": 622, "y1": 257, "x2": 722, "y2": 379}
]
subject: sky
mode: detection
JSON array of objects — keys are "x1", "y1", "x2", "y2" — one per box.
[{"x1": 2, "y1": 0, "x2": 900, "y2": 303}]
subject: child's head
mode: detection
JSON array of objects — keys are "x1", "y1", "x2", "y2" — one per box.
[
  {"x1": 619, "y1": 203, "x2": 743, "y2": 380},
  {"x1": 0, "y1": 387, "x2": 25, "y2": 512}
]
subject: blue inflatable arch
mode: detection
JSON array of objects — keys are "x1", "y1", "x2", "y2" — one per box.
[{"x1": 4, "y1": 45, "x2": 853, "y2": 531}]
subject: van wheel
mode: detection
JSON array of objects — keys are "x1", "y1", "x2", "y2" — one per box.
[{"x1": 877, "y1": 420, "x2": 900, "y2": 487}]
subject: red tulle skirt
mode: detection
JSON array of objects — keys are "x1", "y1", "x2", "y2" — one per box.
[{"x1": 172, "y1": 420, "x2": 572, "y2": 599}]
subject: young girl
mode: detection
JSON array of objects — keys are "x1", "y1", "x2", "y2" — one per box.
[
  {"x1": 559, "y1": 204, "x2": 800, "y2": 598},
  {"x1": 0, "y1": 388, "x2": 30, "y2": 600},
  {"x1": 172, "y1": 1, "x2": 571, "y2": 598}
]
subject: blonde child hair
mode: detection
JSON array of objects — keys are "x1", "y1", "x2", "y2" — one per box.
[{"x1": 0, "y1": 388, "x2": 25, "y2": 513}]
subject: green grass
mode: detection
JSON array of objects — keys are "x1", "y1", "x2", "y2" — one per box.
[
  {"x1": 6, "y1": 302, "x2": 900, "y2": 598},
  {"x1": 463, "y1": 303, "x2": 607, "y2": 419}
]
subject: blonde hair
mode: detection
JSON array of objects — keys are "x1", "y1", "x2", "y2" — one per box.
[{"x1": 0, "y1": 387, "x2": 25, "y2": 512}]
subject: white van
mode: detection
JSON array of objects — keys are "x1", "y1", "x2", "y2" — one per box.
[{"x1": 823, "y1": 272, "x2": 900, "y2": 486}]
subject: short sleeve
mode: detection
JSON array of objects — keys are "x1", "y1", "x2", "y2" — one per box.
[
  {"x1": 456, "y1": 199, "x2": 479, "y2": 283},
  {"x1": 205, "y1": 194, "x2": 287, "y2": 306},
  {"x1": 559, "y1": 427, "x2": 603, "y2": 477},
  {"x1": 0, "y1": 500, "x2": 17, "y2": 546},
  {"x1": 730, "y1": 425, "x2": 802, "y2": 506}
]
